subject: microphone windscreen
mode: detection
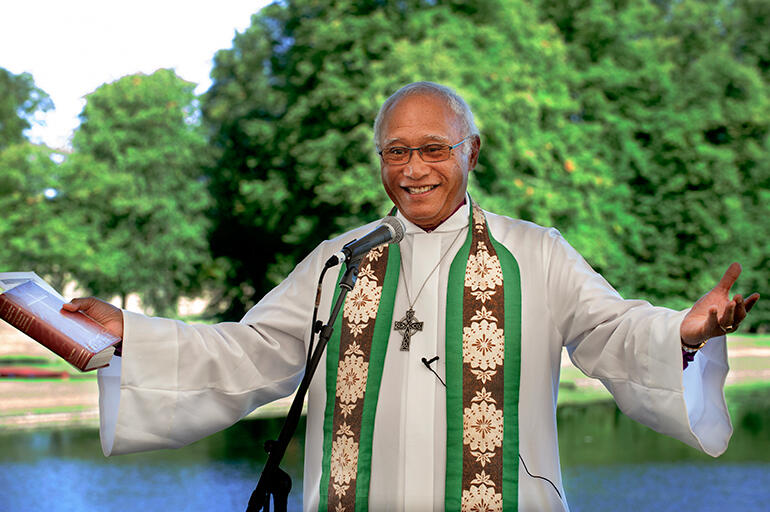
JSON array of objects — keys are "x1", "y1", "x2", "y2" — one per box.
[{"x1": 381, "y1": 216, "x2": 406, "y2": 244}]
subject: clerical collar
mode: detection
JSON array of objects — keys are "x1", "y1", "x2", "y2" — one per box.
[{"x1": 395, "y1": 195, "x2": 470, "y2": 235}]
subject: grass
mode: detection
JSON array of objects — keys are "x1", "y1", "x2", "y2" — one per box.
[
  {"x1": 725, "y1": 380, "x2": 770, "y2": 406},
  {"x1": 733, "y1": 334, "x2": 770, "y2": 347},
  {"x1": 556, "y1": 333, "x2": 770, "y2": 407},
  {"x1": 0, "y1": 404, "x2": 93, "y2": 417},
  {"x1": 558, "y1": 383, "x2": 613, "y2": 406},
  {"x1": 0, "y1": 332, "x2": 766, "y2": 428},
  {"x1": 0, "y1": 354, "x2": 97, "y2": 379}
]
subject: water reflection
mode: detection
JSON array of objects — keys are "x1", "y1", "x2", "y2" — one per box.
[
  {"x1": 0, "y1": 418, "x2": 305, "y2": 512},
  {"x1": 564, "y1": 463, "x2": 770, "y2": 512},
  {"x1": 1, "y1": 389, "x2": 768, "y2": 511},
  {"x1": 558, "y1": 387, "x2": 770, "y2": 511}
]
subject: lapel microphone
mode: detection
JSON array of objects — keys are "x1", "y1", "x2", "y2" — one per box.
[
  {"x1": 421, "y1": 356, "x2": 445, "y2": 387},
  {"x1": 421, "y1": 356, "x2": 439, "y2": 367}
]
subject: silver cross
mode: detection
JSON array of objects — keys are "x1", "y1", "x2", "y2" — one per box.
[{"x1": 394, "y1": 308, "x2": 423, "y2": 351}]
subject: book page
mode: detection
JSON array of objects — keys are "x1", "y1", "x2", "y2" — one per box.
[
  {"x1": 2, "y1": 281, "x2": 120, "y2": 353},
  {"x1": 0, "y1": 272, "x2": 65, "y2": 301}
]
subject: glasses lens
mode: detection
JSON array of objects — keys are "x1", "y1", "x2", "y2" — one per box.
[
  {"x1": 420, "y1": 144, "x2": 451, "y2": 162},
  {"x1": 383, "y1": 147, "x2": 410, "y2": 164}
]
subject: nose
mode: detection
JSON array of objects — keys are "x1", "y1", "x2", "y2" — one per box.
[{"x1": 403, "y1": 153, "x2": 431, "y2": 179}]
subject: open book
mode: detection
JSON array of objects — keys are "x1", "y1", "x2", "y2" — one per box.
[{"x1": 0, "y1": 273, "x2": 121, "y2": 371}]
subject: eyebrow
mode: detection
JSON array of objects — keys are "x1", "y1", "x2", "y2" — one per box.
[{"x1": 382, "y1": 134, "x2": 451, "y2": 147}]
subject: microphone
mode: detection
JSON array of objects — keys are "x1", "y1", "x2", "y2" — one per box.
[
  {"x1": 421, "y1": 355, "x2": 446, "y2": 387},
  {"x1": 326, "y1": 216, "x2": 405, "y2": 267}
]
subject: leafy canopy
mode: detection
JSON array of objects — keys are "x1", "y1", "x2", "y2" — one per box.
[
  {"x1": 70, "y1": 69, "x2": 212, "y2": 314},
  {"x1": 203, "y1": 0, "x2": 625, "y2": 317},
  {"x1": 0, "y1": 67, "x2": 53, "y2": 150}
]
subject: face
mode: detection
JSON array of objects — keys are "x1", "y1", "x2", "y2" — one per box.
[{"x1": 379, "y1": 93, "x2": 479, "y2": 230}]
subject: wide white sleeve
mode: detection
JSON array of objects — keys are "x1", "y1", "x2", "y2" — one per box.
[
  {"x1": 98, "y1": 243, "x2": 328, "y2": 456},
  {"x1": 545, "y1": 229, "x2": 732, "y2": 456}
]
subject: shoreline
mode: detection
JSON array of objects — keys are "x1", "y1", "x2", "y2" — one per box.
[
  {"x1": 2, "y1": 325, "x2": 769, "y2": 431},
  {"x1": 3, "y1": 381, "x2": 768, "y2": 432},
  {"x1": 0, "y1": 390, "x2": 302, "y2": 431}
]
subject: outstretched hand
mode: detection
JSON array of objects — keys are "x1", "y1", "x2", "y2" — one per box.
[
  {"x1": 680, "y1": 262, "x2": 760, "y2": 346},
  {"x1": 62, "y1": 297, "x2": 124, "y2": 339}
]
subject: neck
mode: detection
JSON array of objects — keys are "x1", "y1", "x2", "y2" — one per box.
[{"x1": 418, "y1": 198, "x2": 467, "y2": 233}]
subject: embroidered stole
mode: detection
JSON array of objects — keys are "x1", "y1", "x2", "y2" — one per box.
[{"x1": 319, "y1": 203, "x2": 521, "y2": 511}]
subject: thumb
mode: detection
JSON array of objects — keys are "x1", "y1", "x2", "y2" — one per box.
[
  {"x1": 62, "y1": 297, "x2": 102, "y2": 312},
  {"x1": 715, "y1": 262, "x2": 742, "y2": 293},
  {"x1": 62, "y1": 297, "x2": 124, "y2": 339}
]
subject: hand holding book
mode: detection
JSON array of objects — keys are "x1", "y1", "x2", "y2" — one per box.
[
  {"x1": 0, "y1": 280, "x2": 122, "y2": 371},
  {"x1": 62, "y1": 298, "x2": 124, "y2": 340}
]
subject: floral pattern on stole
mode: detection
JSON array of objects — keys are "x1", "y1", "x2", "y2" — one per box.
[
  {"x1": 327, "y1": 246, "x2": 387, "y2": 510},
  {"x1": 461, "y1": 204, "x2": 506, "y2": 511}
]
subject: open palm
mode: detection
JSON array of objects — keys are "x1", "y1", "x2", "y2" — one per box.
[{"x1": 680, "y1": 263, "x2": 760, "y2": 346}]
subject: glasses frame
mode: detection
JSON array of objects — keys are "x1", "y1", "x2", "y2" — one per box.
[{"x1": 378, "y1": 136, "x2": 470, "y2": 165}]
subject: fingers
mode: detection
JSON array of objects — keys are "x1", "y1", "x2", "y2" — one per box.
[
  {"x1": 719, "y1": 299, "x2": 736, "y2": 331},
  {"x1": 729, "y1": 292, "x2": 760, "y2": 331},
  {"x1": 707, "y1": 306, "x2": 721, "y2": 336},
  {"x1": 715, "y1": 262, "x2": 742, "y2": 293},
  {"x1": 62, "y1": 297, "x2": 99, "y2": 312},
  {"x1": 61, "y1": 297, "x2": 118, "y2": 319},
  {"x1": 731, "y1": 295, "x2": 746, "y2": 327},
  {"x1": 744, "y1": 292, "x2": 760, "y2": 313}
]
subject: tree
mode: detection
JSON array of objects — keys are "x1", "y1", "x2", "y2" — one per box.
[
  {"x1": 538, "y1": 0, "x2": 770, "y2": 329},
  {"x1": 0, "y1": 143, "x2": 93, "y2": 291},
  {"x1": 0, "y1": 68, "x2": 53, "y2": 150},
  {"x1": 70, "y1": 69, "x2": 212, "y2": 315},
  {"x1": 203, "y1": 0, "x2": 627, "y2": 318}
]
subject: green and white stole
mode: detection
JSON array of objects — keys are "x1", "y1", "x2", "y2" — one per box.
[{"x1": 319, "y1": 203, "x2": 521, "y2": 511}]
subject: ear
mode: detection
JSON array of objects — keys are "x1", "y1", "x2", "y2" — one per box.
[{"x1": 468, "y1": 135, "x2": 481, "y2": 171}]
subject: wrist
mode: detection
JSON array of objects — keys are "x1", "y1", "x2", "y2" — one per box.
[{"x1": 681, "y1": 338, "x2": 708, "y2": 352}]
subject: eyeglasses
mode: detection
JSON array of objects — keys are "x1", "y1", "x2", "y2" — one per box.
[{"x1": 378, "y1": 136, "x2": 470, "y2": 165}]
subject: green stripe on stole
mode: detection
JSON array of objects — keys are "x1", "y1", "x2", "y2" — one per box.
[
  {"x1": 445, "y1": 209, "x2": 521, "y2": 510},
  {"x1": 355, "y1": 245, "x2": 400, "y2": 508},
  {"x1": 319, "y1": 245, "x2": 400, "y2": 511},
  {"x1": 493, "y1": 232, "x2": 522, "y2": 510},
  {"x1": 320, "y1": 207, "x2": 521, "y2": 511},
  {"x1": 444, "y1": 220, "x2": 473, "y2": 509}
]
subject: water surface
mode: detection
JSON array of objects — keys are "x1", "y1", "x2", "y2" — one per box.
[{"x1": 1, "y1": 391, "x2": 769, "y2": 511}]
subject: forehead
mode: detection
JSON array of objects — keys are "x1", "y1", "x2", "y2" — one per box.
[{"x1": 380, "y1": 93, "x2": 463, "y2": 144}]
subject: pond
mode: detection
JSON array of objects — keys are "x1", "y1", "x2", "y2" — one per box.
[{"x1": 1, "y1": 389, "x2": 769, "y2": 511}]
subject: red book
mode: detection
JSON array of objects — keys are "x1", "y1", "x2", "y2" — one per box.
[{"x1": 0, "y1": 280, "x2": 121, "y2": 371}]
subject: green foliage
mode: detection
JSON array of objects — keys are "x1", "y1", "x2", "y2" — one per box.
[
  {"x1": 203, "y1": 0, "x2": 627, "y2": 317},
  {"x1": 538, "y1": 0, "x2": 770, "y2": 330},
  {"x1": 70, "y1": 70, "x2": 212, "y2": 314},
  {"x1": 0, "y1": 68, "x2": 53, "y2": 150},
  {"x1": 4, "y1": 1, "x2": 765, "y2": 331},
  {"x1": 0, "y1": 143, "x2": 93, "y2": 291}
]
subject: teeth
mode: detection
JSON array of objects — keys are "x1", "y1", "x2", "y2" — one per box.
[{"x1": 407, "y1": 185, "x2": 436, "y2": 194}]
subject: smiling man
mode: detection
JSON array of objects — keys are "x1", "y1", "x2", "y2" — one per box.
[
  {"x1": 68, "y1": 81, "x2": 758, "y2": 511},
  {"x1": 377, "y1": 89, "x2": 480, "y2": 230}
]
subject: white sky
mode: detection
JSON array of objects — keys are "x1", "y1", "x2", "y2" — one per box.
[{"x1": 0, "y1": 0, "x2": 271, "y2": 150}]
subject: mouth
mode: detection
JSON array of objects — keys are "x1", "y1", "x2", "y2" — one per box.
[{"x1": 403, "y1": 184, "x2": 438, "y2": 195}]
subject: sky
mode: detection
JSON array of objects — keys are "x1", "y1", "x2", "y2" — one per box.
[{"x1": 0, "y1": 0, "x2": 271, "y2": 150}]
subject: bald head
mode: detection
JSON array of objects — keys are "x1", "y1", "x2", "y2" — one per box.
[{"x1": 373, "y1": 82, "x2": 480, "y2": 152}]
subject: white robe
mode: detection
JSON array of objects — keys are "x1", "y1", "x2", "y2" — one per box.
[{"x1": 98, "y1": 200, "x2": 732, "y2": 511}]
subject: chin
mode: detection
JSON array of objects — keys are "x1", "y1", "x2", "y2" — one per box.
[{"x1": 401, "y1": 205, "x2": 435, "y2": 220}]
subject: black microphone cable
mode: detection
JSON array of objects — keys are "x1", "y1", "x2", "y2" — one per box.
[
  {"x1": 421, "y1": 355, "x2": 446, "y2": 387},
  {"x1": 420, "y1": 354, "x2": 563, "y2": 502}
]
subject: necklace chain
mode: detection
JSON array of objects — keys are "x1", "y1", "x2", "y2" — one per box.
[
  {"x1": 394, "y1": 226, "x2": 465, "y2": 351},
  {"x1": 399, "y1": 228, "x2": 465, "y2": 308}
]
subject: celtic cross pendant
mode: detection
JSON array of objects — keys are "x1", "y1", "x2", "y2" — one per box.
[{"x1": 394, "y1": 308, "x2": 423, "y2": 351}]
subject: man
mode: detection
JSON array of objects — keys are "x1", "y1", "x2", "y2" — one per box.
[{"x1": 66, "y1": 82, "x2": 758, "y2": 511}]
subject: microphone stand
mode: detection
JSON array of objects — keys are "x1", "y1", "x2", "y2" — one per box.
[{"x1": 246, "y1": 259, "x2": 361, "y2": 512}]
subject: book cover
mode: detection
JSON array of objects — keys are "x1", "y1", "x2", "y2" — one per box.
[{"x1": 0, "y1": 280, "x2": 121, "y2": 371}]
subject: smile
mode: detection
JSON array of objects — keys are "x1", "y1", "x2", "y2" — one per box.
[{"x1": 405, "y1": 185, "x2": 438, "y2": 194}]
